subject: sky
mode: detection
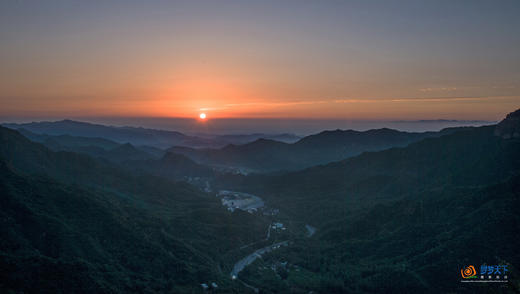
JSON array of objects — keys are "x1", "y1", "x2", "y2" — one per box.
[{"x1": 1, "y1": 0, "x2": 520, "y2": 122}]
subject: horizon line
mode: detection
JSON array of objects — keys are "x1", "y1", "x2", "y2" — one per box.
[{"x1": 0, "y1": 116, "x2": 498, "y2": 123}]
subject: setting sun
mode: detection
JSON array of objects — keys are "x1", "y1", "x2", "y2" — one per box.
[{"x1": 199, "y1": 113, "x2": 207, "y2": 119}]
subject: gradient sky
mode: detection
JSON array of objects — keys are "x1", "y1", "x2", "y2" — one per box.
[{"x1": 1, "y1": 0, "x2": 519, "y2": 120}]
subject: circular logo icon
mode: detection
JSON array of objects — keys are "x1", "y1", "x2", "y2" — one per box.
[{"x1": 461, "y1": 265, "x2": 477, "y2": 279}]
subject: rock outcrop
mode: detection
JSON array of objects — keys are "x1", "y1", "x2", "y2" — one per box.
[{"x1": 495, "y1": 109, "x2": 520, "y2": 139}]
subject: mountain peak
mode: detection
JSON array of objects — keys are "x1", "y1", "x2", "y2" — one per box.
[
  {"x1": 494, "y1": 109, "x2": 520, "y2": 139},
  {"x1": 56, "y1": 119, "x2": 94, "y2": 126}
]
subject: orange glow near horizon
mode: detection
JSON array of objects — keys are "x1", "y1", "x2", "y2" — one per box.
[
  {"x1": 1, "y1": 2, "x2": 520, "y2": 121},
  {"x1": 1, "y1": 39, "x2": 519, "y2": 121},
  {"x1": 3, "y1": 60, "x2": 517, "y2": 121},
  {"x1": 124, "y1": 94, "x2": 520, "y2": 121}
]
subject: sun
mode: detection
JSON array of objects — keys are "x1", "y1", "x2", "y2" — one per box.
[{"x1": 199, "y1": 113, "x2": 207, "y2": 119}]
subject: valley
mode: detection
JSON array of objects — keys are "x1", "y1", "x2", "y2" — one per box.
[{"x1": 1, "y1": 109, "x2": 519, "y2": 293}]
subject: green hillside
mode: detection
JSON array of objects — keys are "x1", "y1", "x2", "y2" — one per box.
[{"x1": 0, "y1": 127, "x2": 269, "y2": 293}]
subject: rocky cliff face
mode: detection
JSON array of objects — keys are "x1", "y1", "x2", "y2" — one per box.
[{"x1": 495, "y1": 109, "x2": 520, "y2": 139}]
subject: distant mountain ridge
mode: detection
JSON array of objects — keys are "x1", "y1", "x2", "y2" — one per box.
[
  {"x1": 3, "y1": 120, "x2": 300, "y2": 149},
  {"x1": 11, "y1": 128, "x2": 218, "y2": 180},
  {"x1": 3, "y1": 120, "x2": 194, "y2": 149},
  {"x1": 16, "y1": 128, "x2": 163, "y2": 163},
  {"x1": 169, "y1": 127, "x2": 468, "y2": 173},
  {"x1": 17, "y1": 128, "x2": 121, "y2": 149}
]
